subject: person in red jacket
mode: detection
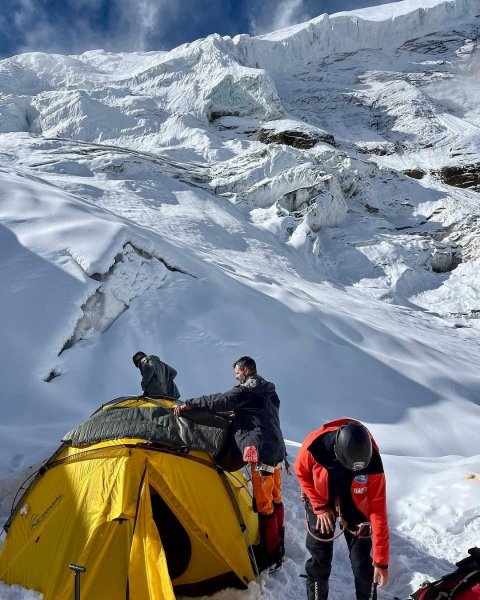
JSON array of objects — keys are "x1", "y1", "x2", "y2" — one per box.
[{"x1": 294, "y1": 418, "x2": 389, "y2": 600}]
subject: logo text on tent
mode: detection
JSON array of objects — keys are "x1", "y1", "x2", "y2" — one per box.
[{"x1": 30, "y1": 494, "x2": 63, "y2": 531}]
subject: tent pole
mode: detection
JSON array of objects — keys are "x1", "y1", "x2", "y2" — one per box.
[{"x1": 69, "y1": 564, "x2": 86, "y2": 600}]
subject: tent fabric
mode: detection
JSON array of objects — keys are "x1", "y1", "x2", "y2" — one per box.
[
  {"x1": 0, "y1": 398, "x2": 259, "y2": 599},
  {"x1": 128, "y1": 471, "x2": 176, "y2": 600},
  {"x1": 62, "y1": 397, "x2": 244, "y2": 471}
]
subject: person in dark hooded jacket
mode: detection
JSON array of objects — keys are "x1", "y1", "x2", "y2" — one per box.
[
  {"x1": 174, "y1": 356, "x2": 287, "y2": 570},
  {"x1": 132, "y1": 352, "x2": 180, "y2": 399}
]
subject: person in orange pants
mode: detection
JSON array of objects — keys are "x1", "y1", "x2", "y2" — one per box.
[
  {"x1": 251, "y1": 464, "x2": 285, "y2": 568},
  {"x1": 174, "y1": 356, "x2": 287, "y2": 570}
]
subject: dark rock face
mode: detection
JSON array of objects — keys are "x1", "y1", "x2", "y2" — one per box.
[
  {"x1": 403, "y1": 169, "x2": 426, "y2": 180},
  {"x1": 257, "y1": 128, "x2": 335, "y2": 149},
  {"x1": 434, "y1": 164, "x2": 480, "y2": 191},
  {"x1": 357, "y1": 145, "x2": 393, "y2": 156}
]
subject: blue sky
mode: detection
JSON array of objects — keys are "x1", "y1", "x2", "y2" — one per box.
[{"x1": 1, "y1": 0, "x2": 404, "y2": 58}]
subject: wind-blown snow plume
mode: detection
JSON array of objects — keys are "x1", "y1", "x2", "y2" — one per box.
[
  {"x1": 251, "y1": 0, "x2": 309, "y2": 35},
  {"x1": 133, "y1": 0, "x2": 167, "y2": 51}
]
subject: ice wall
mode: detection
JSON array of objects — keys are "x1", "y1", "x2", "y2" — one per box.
[{"x1": 234, "y1": 0, "x2": 480, "y2": 76}]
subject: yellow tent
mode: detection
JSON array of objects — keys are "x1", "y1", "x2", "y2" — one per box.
[{"x1": 0, "y1": 397, "x2": 260, "y2": 599}]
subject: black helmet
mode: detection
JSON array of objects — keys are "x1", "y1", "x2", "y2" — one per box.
[
  {"x1": 132, "y1": 351, "x2": 146, "y2": 367},
  {"x1": 335, "y1": 422, "x2": 372, "y2": 471}
]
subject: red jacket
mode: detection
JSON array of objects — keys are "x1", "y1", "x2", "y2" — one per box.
[{"x1": 294, "y1": 418, "x2": 389, "y2": 567}]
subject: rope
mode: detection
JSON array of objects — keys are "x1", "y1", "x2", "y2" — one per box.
[
  {"x1": 304, "y1": 495, "x2": 372, "y2": 543},
  {"x1": 306, "y1": 518, "x2": 345, "y2": 542}
]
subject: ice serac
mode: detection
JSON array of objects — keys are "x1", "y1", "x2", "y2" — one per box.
[
  {"x1": 0, "y1": 36, "x2": 284, "y2": 155},
  {"x1": 235, "y1": 0, "x2": 480, "y2": 76},
  {"x1": 0, "y1": 95, "x2": 33, "y2": 133},
  {"x1": 0, "y1": 52, "x2": 103, "y2": 96},
  {"x1": 130, "y1": 33, "x2": 284, "y2": 123}
]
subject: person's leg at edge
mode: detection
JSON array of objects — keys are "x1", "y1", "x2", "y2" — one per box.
[
  {"x1": 305, "y1": 501, "x2": 332, "y2": 600},
  {"x1": 272, "y1": 467, "x2": 285, "y2": 558},
  {"x1": 345, "y1": 530, "x2": 376, "y2": 600}
]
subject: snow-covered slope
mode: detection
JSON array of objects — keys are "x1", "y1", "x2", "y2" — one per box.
[{"x1": 1, "y1": 0, "x2": 480, "y2": 598}]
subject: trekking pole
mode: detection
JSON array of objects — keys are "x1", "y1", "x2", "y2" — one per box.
[
  {"x1": 69, "y1": 564, "x2": 86, "y2": 600},
  {"x1": 369, "y1": 580, "x2": 378, "y2": 600},
  {"x1": 243, "y1": 525, "x2": 265, "y2": 597}
]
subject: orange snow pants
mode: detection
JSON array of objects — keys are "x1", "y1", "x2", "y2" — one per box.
[{"x1": 251, "y1": 465, "x2": 283, "y2": 515}]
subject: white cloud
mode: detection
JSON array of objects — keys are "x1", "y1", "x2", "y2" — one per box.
[
  {"x1": 3, "y1": 0, "x2": 174, "y2": 56},
  {"x1": 12, "y1": 0, "x2": 60, "y2": 54}
]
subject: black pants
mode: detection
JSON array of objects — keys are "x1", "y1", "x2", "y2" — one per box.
[{"x1": 305, "y1": 505, "x2": 375, "y2": 600}]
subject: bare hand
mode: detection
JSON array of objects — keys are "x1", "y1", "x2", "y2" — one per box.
[
  {"x1": 173, "y1": 404, "x2": 191, "y2": 417},
  {"x1": 316, "y1": 509, "x2": 336, "y2": 535},
  {"x1": 374, "y1": 567, "x2": 388, "y2": 588}
]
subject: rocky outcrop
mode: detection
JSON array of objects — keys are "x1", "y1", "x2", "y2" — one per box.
[
  {"x1": 258, "y1": 126, "x2": 335, "y2": 149},
  {"x1": 403, "y1": 169, "x2": 426, "y2": 180},
  {"x1": 434, "y1": 164, "x2": 480, "y2": 191},
  {"x1": 257, "y1": 119, "x2": 335, "y2": 149}
]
